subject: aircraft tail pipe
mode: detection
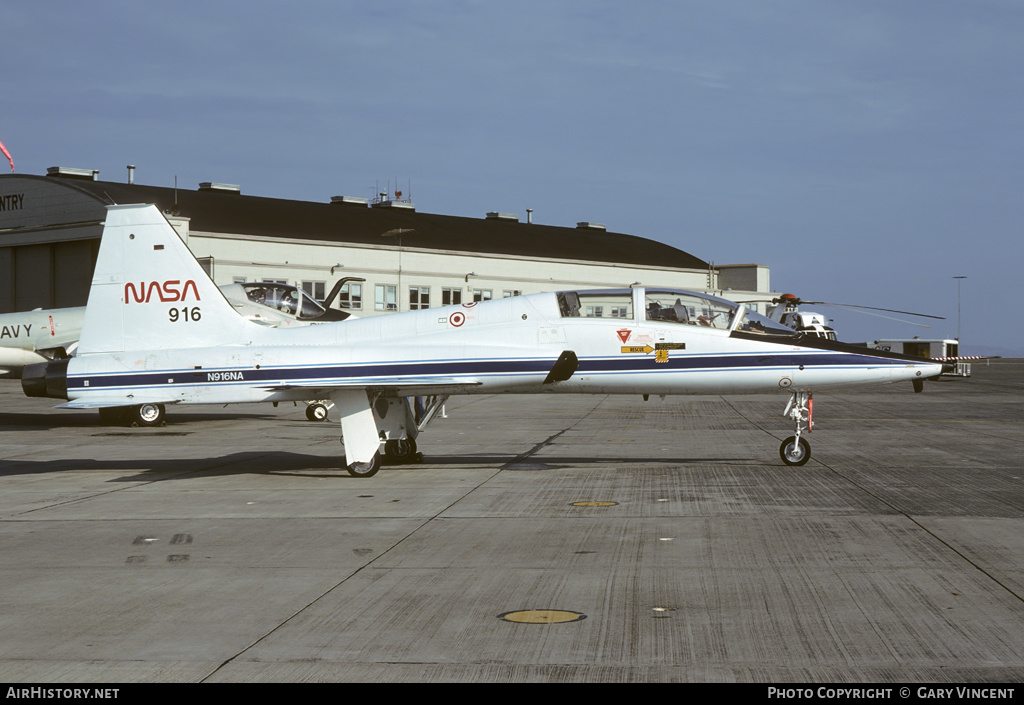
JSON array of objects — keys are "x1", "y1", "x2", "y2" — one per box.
[{"x1": 21, "y1": 359, "x2": 70, "y2": 400}]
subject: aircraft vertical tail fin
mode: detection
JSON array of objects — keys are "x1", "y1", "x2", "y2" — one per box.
[{"x1": 78, "y1": 204, "x2": 248, "y2": 355}]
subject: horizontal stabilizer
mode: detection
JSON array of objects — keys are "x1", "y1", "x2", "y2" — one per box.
[
  {"x1": 58, "y1": 397, "x2": 179, "y2": 410},
  {"x1": 262, "y1": 377, "x2": 483, "y2": 394}
]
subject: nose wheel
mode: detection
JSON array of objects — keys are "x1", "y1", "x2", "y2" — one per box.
[
  {"x1": 780, "y1": 391, "x2": 812, "y2": 466},
  {"x1": 780, "y1": 435, "x2": 811, "y2": 466}
]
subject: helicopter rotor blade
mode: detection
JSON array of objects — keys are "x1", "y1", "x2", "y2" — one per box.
[
  {"x1": 827, "y1": 307, "x2": 934, "y2": 328},
  {"x1": 802, "y1": 301, "x2": 945, "y2": 320}
]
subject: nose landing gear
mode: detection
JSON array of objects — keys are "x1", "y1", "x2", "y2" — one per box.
[{"x1": 780, "y1": 391, "x2": 812, "y2": 466}]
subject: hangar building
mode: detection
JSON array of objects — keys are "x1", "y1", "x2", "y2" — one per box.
[{"x1": 0, "y1": 167, "x2": 773, "y2": 316}]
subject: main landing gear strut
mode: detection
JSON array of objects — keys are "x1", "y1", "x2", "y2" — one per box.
[
  {"x1": 780, "y1": 391, "x2": 812, "y2": 466},
  {"x1": 338, "y1": 392, "x2": 448, "y2": 478}
]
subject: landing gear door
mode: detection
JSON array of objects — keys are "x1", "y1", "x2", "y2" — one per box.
[{"x1": 372, "y1": 395, "x2": 418, "y2": 441}]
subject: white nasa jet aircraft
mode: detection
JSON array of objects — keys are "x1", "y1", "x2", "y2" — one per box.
[{"x1": 22, "y1": 204, "x2": 947, "y2": 475}]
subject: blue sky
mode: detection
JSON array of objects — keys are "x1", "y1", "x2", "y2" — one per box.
[{"x1": 3, "y1": 1, "x2": 1021, "y2": 353}]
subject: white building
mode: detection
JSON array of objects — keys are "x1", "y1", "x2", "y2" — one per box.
[{"x1": 0, "y1": 168, "x2": 775, "y2": 316}]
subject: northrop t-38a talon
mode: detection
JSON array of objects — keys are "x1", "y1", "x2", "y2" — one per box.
[{"x1": 22, "y1": 204, "x2": 947, "y2": 475}]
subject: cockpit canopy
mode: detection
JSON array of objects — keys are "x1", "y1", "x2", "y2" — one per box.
[
  {"x1": 556, "y1": 287, "x2": 794, "y2": 336},
  {"x1": 644, "y1": 289, "x2": 735, "y2": 329},
  {"x1": 556, "y1": 290, "x2": 634, "y2": 320},
  {"x1": 234, "y1": 282, "x2": 327, "y2": 320}
]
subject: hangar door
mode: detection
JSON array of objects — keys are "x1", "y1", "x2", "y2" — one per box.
[{"x1": 0, "y1": 239, "x2": 99, "y2": 313}]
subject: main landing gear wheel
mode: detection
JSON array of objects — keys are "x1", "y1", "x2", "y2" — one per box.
[
  {"x1": 100, "y1": 404, "x2": 166, "y2": 427},
  {"x1": 133, "y1": 403, "x2": 166, "y2": 427},
  {"x1": 346, "y1": 451, "x2": 382, "y2": 478},
  {"x1": 779, "y1": 436, "x2": 811, "y2": 466},
  {"x1": 384, "y1": 438, "x2": 418, "y2": 463},
  {"x1": 305, "y1": 402, "x2": 329, "y2": 422}
]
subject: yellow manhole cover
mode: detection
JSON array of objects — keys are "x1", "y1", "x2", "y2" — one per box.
[
  {"x1": 498, "y1": 610, "x2": 587, "y2": 624},
  {"x1": 570, "y1": 501, "x2": 618, "y2": 507}
]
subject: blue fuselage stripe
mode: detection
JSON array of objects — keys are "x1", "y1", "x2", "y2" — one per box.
[{"x1": 67, "y1": 351, "x2": 912, "y2": 392}]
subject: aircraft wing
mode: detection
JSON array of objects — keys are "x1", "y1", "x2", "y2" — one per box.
[{"x1": 260, "y1": 351, "x2": 576, "y2": 395}]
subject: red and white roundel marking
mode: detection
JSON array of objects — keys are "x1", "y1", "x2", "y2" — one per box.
[{"x1": 450, "y1": 311, "x2": 466, "y2": 327}]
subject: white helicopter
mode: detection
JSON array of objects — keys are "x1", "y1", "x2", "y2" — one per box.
[
  {"x1": 22, "y1": 205, "x2": 947, "y2": 474},
  {"x1": 765, "y1": 293, "x2": 945, "y2": 342}
]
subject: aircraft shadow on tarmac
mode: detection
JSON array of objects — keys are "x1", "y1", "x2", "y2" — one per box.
[
  {"x1": 0, "y1": 409, "x2": 278, "y2": 432},
  {"x1": 0, "y1": 451, "x2": 366, "y2": 481},
  {"x1": 0, "y1": 449, "x2": 763, "y2": 481}
]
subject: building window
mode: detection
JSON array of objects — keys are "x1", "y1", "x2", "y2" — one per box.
[
  {"x1": 442, "y1": 287, "x2": 462, "y2": 306},
  {"x1": 409, "y1": 286, "x2": 430, "y2": 310},
  {"x1": 262, "y1": 278, "x2": 287, "y2": 285},
  {"x1": 375, "y1": 284, "x2": 397, "y2": 311},
  {"x1": 338, "y1": 282, "x2": 362, "y2": 309},
  {"x1": 503, "y1": 289, "x2": 522, "y2": 298},
  {"x1": 301, "y1": 280, "x2": 325, "y2": 301},
  {"x1": 473, "y1": 289, "x2": 492, "y2": 303},
  {"x1": 233, "y1": 276, "x2": 247, "y2": 284},
  {"x1": 557, "y1": 291, "x2": 633, "y2": 320}
]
